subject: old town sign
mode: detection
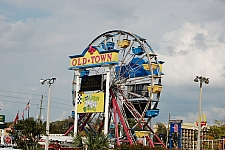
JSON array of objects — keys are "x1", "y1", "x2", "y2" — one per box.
[{"x1": 69, "y1": 46, "x2": 119, "y2": 69}]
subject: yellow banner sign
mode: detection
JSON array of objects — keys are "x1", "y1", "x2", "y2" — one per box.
[
  {"x1": 77, "y1": 92, "x2": 105, "y2": 113},
  {"x1": 69, "y1": 46, "x2": 119, "y2": 69}
]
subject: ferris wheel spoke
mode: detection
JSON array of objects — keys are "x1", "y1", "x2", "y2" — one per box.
[
  {"x1": 116, "y1": 43, "x2": 134, "y2": 79},
  {"x1": 114, "y1": 55, "x2": 135, "y2": 82}
]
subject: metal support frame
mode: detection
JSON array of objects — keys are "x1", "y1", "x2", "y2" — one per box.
[
  {"x1": 104, "y1": 66, "x2": 111, "y2": 135},
  {"x1": 110, "y1": 88, "x2": 133, "y2": 145}
]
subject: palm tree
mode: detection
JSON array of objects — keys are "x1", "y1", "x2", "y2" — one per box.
[
  {"x1": 72, "y1": 131, "x2": 109, "y2": 150},
  {"x1": 72, "y1": 132, "x2": 83, "y2": 148}
]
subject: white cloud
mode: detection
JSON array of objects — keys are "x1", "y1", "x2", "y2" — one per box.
[
  {"x1": 29, "y1": 87, "x2": 36, "y2": 91},
  {"x1": 0, "y1": 101, "x2": 10, "y2": 110},
  {"x1": 159, "y1": 21, "x2": 225, "y2": 87},
  {"x1": 0, "y1": 0, "x2": 225, "y2": 124},
  {"x1": 210, "y1": 107, "x2": 225, "y2": 118}
]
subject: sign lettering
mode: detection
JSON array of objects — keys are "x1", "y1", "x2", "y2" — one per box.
[
  {"x1": 71, "y1": 53, "x2": 113, "y2": 66},
  {"x1": 80, "y1": 75, "x2": 104, "y2": 91},
  {"x1": 69, "y1": 46, "x2": 119, "y2": 69}
]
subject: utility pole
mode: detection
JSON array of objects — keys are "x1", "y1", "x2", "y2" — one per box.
[{"x1": 38, "y1": 95, "x2": 44, "y2": 123}]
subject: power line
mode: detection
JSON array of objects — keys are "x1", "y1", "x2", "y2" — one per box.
[
  {"x1": 0, "y1": 94, "x2": 71, "y2": 106},
  {"x1": 44, "y1": 95, "x2": 72, "y2": 102},
  {"x1": 0, "y1": 89, "x2": 42, "y2": 97},
  {"x1": 0, "y1": 99, "x2": 73, "y2": 110},
  {"x1": 0, "y1": 94, "x2": 39, "y2": 101},
  {"x1": 0, "y1": 89, "x2": 72, "y2": 102}
]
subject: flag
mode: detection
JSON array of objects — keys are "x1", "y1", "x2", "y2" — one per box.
[
  {"x1": 25, "y1": 100, "x2": 30, "y2": 110},
  {"x1": 14, "y1": 112, "x2": 19, "y2": 123},
  {"x1": 22, "y1": 110, "x2": 24, "y2": 120}
]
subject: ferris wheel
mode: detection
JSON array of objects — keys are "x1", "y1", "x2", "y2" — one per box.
[{"x1": 68, "y1": 30, "x2": 165, "y2": 148}]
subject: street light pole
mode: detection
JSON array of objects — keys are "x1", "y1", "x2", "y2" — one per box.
[
  {"x1": 40, "y1": 78, "x2": 56, "y2": 150},
  {"x1": 197, "y1": 81, "x2": 203, "y2": 150},
  {"x1": 194, "y1": 76, "x2": 209, "y2": 150}
]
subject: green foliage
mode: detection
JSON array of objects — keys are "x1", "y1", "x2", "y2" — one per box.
[
  {"x1": 72, "y1": 132, "x2": 83, "y2": 148},
  {"x1": 205, "y1": 119, "x2": 225, "y2": 140},
  {"x1": 5, "y1": 121, "x2": 14, "y2": 128},
  {"x1": 154, "y1": 122, "x2": 167, "y2": 144},
  {"x1": 85, "y1": 132, "x2": 109, "y2": 150},
  {"x1": 72, "y1": 132, "x2": 109, "y2": 150},
  {"x1": 10, "y1": 118, "x2": 45, "y2": 150},
  {"x1": 49, "y1": 116, "x2": 74, "y2": 134}
]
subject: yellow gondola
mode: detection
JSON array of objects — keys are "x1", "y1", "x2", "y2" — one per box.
[
  {"x1": 143, "y1": 62, "x2": 158, "y2": 70},
  {"x1": 148, "y1": 84, "x2": 162, "y2": 94},
  {"x1": 118, "y1": 39, "x2": 130, "y2": 49}
]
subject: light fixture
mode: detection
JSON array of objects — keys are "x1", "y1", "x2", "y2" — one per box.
[
  {"x1": 205, "y1": 78, "x2": 209, "y2": 84},
  {"x1": 40, "y1": 79, "x2": 46, "y2": 85},
  {"x1": 40, "y1": 77, "x2": 56, "y2": 150},
  {"x1": 40, "y1": 78, "x2": 56, "y2": 86},
  {"x1": 194, "y1": 76, "x2": 199, "y2": 82},
  {"x1": 194, "y1": 76, "x2": 209, "y2": 84}
]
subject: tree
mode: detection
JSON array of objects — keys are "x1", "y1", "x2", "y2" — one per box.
[
  {"x1": 10, "y1": 117, "x2": 45, "y2": 150},
  {"x1": 49, "y1": 116, "x2": 74, "y2": 134},
  {"x1": 72, "y1": 132, "x2": 109, "y2": 150},
  {"x1": 154, "y1": 122, "x2": 167, "y2": 144},
  {"x1": 72, "y1": 132, "x2": 84, "y2": 148},
  {"x1": 207, "y1": 119, "x2": 225, "y2": 139}
]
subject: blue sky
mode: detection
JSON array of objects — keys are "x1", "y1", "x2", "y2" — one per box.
[{"x1": 0, "y1": 0, "x2": 225, "y2": 126}]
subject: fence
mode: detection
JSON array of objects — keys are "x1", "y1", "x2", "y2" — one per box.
[{"x1": 192, "y1": 139, "x2": 225, "y2": 150}]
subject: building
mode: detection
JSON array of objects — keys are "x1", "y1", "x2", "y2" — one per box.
[{"x1": 181, "y1": 122, "x2": 196, "y2": 149}]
